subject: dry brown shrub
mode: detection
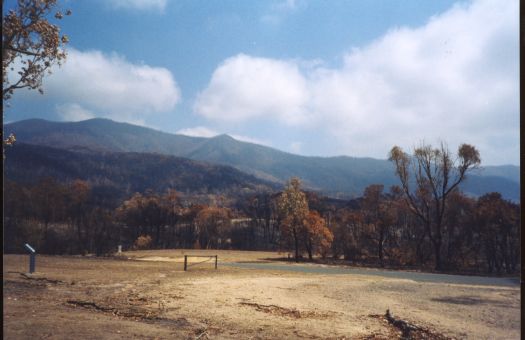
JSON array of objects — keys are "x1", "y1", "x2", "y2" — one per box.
[{"x1": 133, "y1": 235, "x2": 152, "y2": 250}]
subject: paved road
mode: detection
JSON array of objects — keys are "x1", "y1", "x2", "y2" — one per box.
[{"x1": 223, "y1": 262, "x2": 520, "y2": 287}]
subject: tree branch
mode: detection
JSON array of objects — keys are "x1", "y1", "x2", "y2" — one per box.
[{"x1": 3, "y1": 46, "x2": 42, "y2": 57}]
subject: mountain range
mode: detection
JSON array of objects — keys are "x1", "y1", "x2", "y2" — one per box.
[
  {"x1": 4, "y1": 142, "x2": 276, "y2": 202},
  {"x1": 4, "y1": 118, "x2": 520, "y2": 201}
]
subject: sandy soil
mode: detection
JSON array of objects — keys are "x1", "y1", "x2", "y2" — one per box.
[{"x1": 3, "y1": 250, "x2": 520, "y2": 339}]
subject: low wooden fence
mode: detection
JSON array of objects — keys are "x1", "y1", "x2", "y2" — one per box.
[{"x1": 183, "y1": 255, "x2": 218, "y2": 271}]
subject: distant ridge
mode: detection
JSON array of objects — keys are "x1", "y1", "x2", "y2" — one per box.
[
  {"x1": 4, "y1": 143, "x2": 277, "y2": 199},
  {"x1": 4, "y1": 118, "x2": 520, "y2": 201},
  {"x1": 5, "y1": 118, "x2": 206, "y2": 155}
]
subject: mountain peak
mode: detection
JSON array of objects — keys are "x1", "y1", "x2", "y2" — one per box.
[
  {"x1": 213, "y1": 134, "x2": 235, "y2": 140},
  {"x1": 82, "y1": 117, "x2": 115, "y2": 123}
]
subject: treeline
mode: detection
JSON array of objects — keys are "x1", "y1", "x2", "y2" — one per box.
[
  {"x1": 327, "y1": 184, "x2": 520, "y2": 274},
  {"x1": 4, "y1": 176, "x2": 519, "y2": 274},
  {"x1": 3, "y1": 138, "x2": 519, "y2": 275},
  {"x1": 5, "y1": 178, "x2": 120, "y2": 255},
  {"x1": 4, "y1": 177, "x2": 274, "y2": 255}
]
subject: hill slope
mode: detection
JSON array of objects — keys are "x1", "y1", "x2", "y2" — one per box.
[
  {"x1": 4, "y1": 118, "x2": 520, "y2": 201},
  {"x1": 4, "y1": 143, "x2": 277, "y2": 200}
]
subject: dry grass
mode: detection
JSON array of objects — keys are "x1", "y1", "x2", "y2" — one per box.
[{"x1": 3, "y1": 250, "x2": 520, "y2": 339}]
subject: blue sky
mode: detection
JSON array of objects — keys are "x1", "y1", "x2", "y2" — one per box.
[{"x1": 3, "y1": 0, "x2": 519, "y2": 165}]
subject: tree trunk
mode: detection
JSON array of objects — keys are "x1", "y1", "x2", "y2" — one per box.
[
  {"x1": 306, "y1": 238, "x2": 313, "y2": 261},
  {"x1": 155, "y1": 225, "x2": 161, "y2": 247},
  {"x1": 433, "y1": 238, "x2": 443, "y2": 271},
  {"x1": 293, "y1": 227, "x2": 299, "y2": 262},
  {"x1": 416, "y1": 230, "x2": 427, "y2": 266},
  {"x1": 44, "y1": 219, "x2": 49, "y2": 243},
  {"x1": 77, "y1": 219, "x2": 83, "y2": 254},
  {"x1": 378, "y1": 226, "x2": 384, "y2": 267}
]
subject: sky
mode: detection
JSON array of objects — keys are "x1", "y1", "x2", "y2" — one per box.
[{"x1": 3, "y1": 0, "x2": 519, "y2": 166}]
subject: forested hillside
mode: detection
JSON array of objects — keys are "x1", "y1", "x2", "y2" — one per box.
[
  {"x1": 4, "y1": 143, "x2": 277, "y2": 201},
  {"x1": 4, "y1": 118, "x2": 520, "y2": 201}
]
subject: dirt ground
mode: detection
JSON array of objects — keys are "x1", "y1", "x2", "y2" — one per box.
[{"x1": 3, "y1": 250, "x2": 521, "y2": 339}]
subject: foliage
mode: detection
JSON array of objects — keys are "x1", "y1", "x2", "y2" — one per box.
[
  {"x1": 475, "y1": 192, "x2": 520, "y2": 273},
  {"x1": 276, "y1": 178, "x2": 335, "y2": 260},
  {"x1": 116, "y1": 190, "x2": 179, "y2": 247},
  {"x1": 361, "y1": 184, "x2": 389, "y2": 266},
  {"x1": 3, "y1": 133, "x2": 16, "y2": 152},
  {"x1": 3, "y1": 169, "x2": 520, "y2": 275},
  {"x1": 277, "y1": 177, "x2": 309, "y2": 260},
  {"x1": 194, "y1": 206, "x2": 231, "y2": 249},
  {"x1": 4, "y1": 178, "x2": 116, "y2": 255},
  {"x1": 388, "y1": 142, "x2": 481, "y2": 270},
  {"x1": 2, "y1": 0, "x2": 70, "y2": 101},
  {"x1": 133, "y1": 235, "x2": 153, "y2": 250},
  {"x1": 302, "y1": 210, "x2": 333, "y2": 259},
  {"x1": 330, "y1": 209, "x2": 365, "y2": 261}
]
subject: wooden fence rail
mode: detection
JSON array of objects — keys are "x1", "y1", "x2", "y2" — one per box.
[{"x1": 184, "y1": 255, "x2": 218, "y2": 271}]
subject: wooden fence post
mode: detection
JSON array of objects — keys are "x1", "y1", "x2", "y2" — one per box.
[
  {"x1": 215, "y1": 255, "x2": 218, "y2": 269},
  {"x1": 184, "y1": 255, "x2": 187, "y2": 271}
]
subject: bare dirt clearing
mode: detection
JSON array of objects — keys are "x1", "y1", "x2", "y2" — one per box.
[{"x1": 3, "y1": 250, "x2": 520, "y2": 339}]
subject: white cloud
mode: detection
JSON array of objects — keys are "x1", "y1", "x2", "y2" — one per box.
[
  {"x1": 56, "y1": 103, "x2": 95, "y2": 121},
  {"x1": 195, "y1": 0, "x2": 519, "y2": 165},
  {"x1": 261, "y1": 0, "x2": 300, "y2": 25},
  {"x1": 278, "y1": 0, "x2": 298, "y2": 11},
  {"x1": 316, "y1": 0, "x2": 518, "y2": 164},
  {"x1": 107, "y1": 0, "x2": 167, "y2": 11},
  {"x1": 38, "y1": 48, "x2": 180, "y2": 125},
  {"x1": 177, "y1": 126, "x2": 272, "y2": 146},
  {"x1": 194, "y1": 54, "x2": 310, "y2": 126},
  {"x1": 229, "y1": 134, "x2": 272, "y2": 147},
  {"x1": 177, "y1": 126, "x2": 219, "y2": 138},
  {"x1": 289, "y1": 141, "x2": 302, "y2": 154}
]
